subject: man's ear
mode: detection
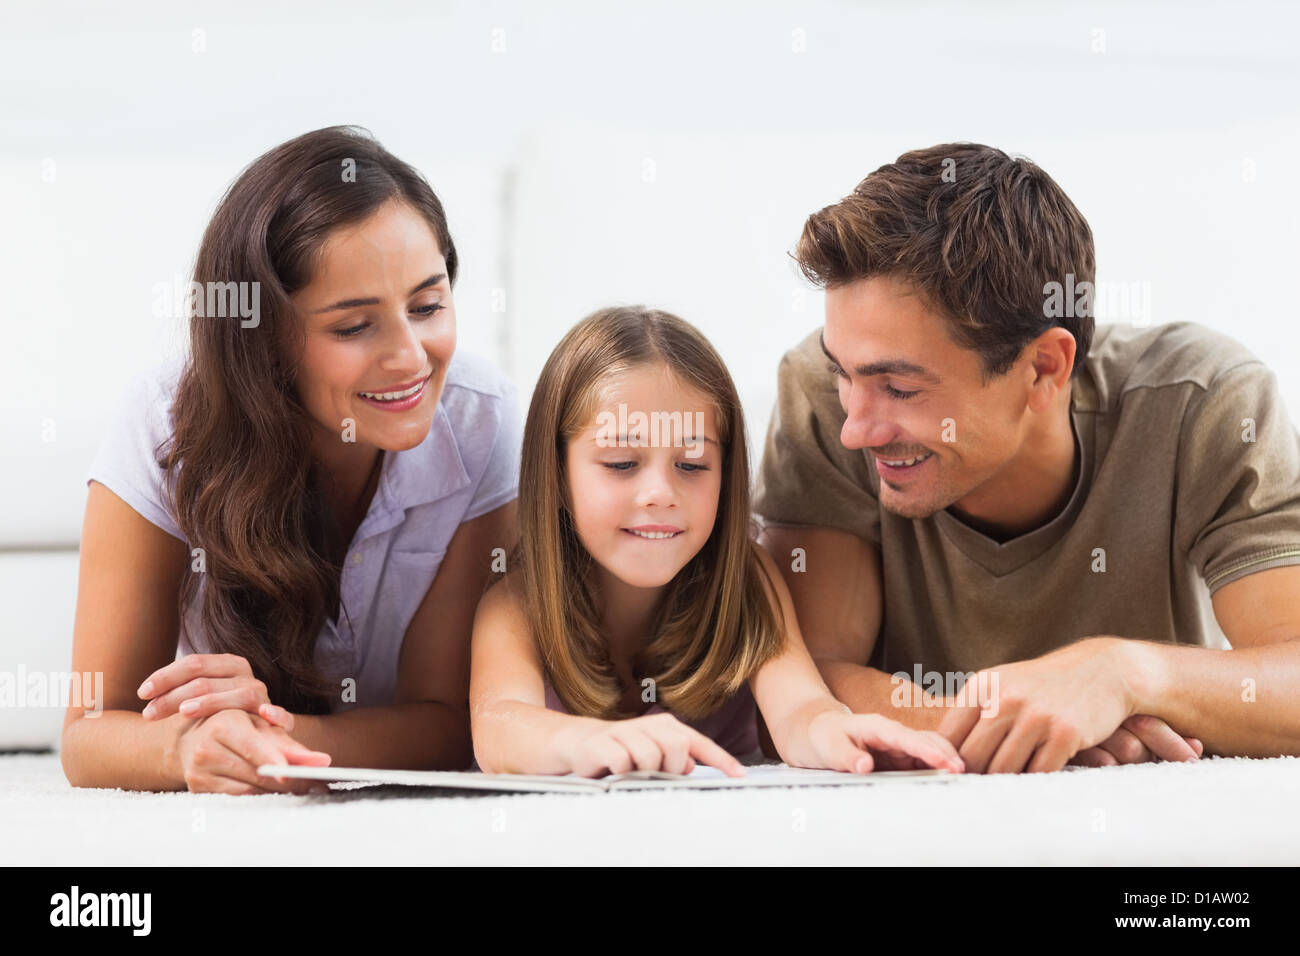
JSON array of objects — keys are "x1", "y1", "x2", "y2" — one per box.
[{"x1": 1027, "y1": 328, "x2": 1076, "y2": 410}]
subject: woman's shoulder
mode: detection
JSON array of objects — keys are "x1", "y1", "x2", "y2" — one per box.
[
  {"x1": 86, "y1": 353, "x2": 189, "y2": 542},
  {"x1": 442, "y1": 349, "x2": 518, "y2": 404}
]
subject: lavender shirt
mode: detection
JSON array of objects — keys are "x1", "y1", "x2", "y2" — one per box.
[
  {"x1": 86, "y1": 350, "x2": 522, "y2": 713},
  {"x1": 542, "y1": 678, "x2": 761, "y2": 758}
]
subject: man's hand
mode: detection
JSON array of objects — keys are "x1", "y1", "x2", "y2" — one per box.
[
  {"x1": 1070, "y1": 714, "x2": 1203, "y2": 767},
  {"x1": 938, "y1": 637, "x2": 1166, "y2": 773}
]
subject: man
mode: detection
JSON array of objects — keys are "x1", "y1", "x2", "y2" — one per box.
[{"x1": 755, "y1": 143, "x2": 1300, "y2": 773}]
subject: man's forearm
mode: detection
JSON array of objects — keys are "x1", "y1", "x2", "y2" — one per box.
[
  {"x1": 1126, "y1": 639, "x2": 1300, "y2": 757},
  {"x1": 815, "y1": 660, "x2": 946, "y2": 732},
  {"x1": 290, "y1": 700, "x2": 473, "y2": 771}
]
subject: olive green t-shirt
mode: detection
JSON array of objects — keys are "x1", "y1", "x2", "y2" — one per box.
[{"x1": 753, "y1": 321, "x2": 1300, "y2": 676}]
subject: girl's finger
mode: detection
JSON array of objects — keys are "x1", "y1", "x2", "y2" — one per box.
[
  {"x1": 683, "y1": 728, "x2": 744, "y2": 778},
  {"x1": 641, "y1": 723, "x2": 692, "y2": 775},
  {"x1": 849, "y1": 717, "x2": 963, "y2": 771},
  {"x1": 817, "y1": 721, "x2": 878, "y2": 774},
  {"x1": 607, "y1": 726, "x2": 664, "y2": 772}
]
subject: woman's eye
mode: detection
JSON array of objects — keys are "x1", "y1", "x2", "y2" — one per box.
[
  {"x1": 335, "y1": 324, "x2": 368, "y2": 339},
  {"x1": 884, "y1": 385, "x2": 920, "y2": 400},
  {"x1": 412, "y1": 303, "x2": 445, "y2": 317},
  {"x1": 603, "y1": 462, "x2": 635, "y2": 472}
]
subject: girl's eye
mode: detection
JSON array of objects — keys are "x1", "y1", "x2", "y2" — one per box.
[
  {"x1": 603, "y1": 462, "x2": 635, "y2": 472},
  {"x1": 884, "y1": 385, "x2": 920, "y2": 400},
  {"x1": 677, "y1": 462, "x2": 708, "y2": 473}
]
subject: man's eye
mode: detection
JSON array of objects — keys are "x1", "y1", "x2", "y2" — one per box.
[
  {"x1": 884, "y1": 385, "x2": 919, "y2": 400},
  {"x1": 412, "y1": 303, "x2": 445, "y2": 316},
  {"x1": 603, "y1": 462, "x2": 635, "y2": 471},
  {"x1": 826, "y1": 361, "x2": 849, "y2": 379}
]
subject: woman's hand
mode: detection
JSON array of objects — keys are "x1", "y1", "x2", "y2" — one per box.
[
  {"x1": 805, "y1": 709, "x2": 966, "y2": 774},
  {"x1": 558, "y1": 712, "x2": 746, "y2": 779},
  {"x1": 138, "y1": 653, "x2": 294, "y2": 729},
  {"x1": 174, "y1": 708, "x2": 333, "y2": 794}
]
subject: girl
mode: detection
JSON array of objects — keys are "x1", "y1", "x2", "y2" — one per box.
[
  {"x1": 470, "y1": 307, "x2": 963, "y2": 777},
  {"x1": 63, "y1": 127, "x2": 520, "y2": 793}
]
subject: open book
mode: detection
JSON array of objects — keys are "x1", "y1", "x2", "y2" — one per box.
[{"x1": 256, "y1": 762, "x2": 956, "y2": 793}]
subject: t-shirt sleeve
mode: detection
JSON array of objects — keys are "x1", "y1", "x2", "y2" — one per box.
[
  {"x1": 752, "y1": 337, "x2": 882, "y2": 545},
  {"x1": 1173, "y1": 360, "x2": 1300, "y2": 593},
  {"x1": 85, "y1": 366, "x2": 186, "y2": 543},
  {"x1": 463, "y1": 376, "x2": 522, "y2": 521}
]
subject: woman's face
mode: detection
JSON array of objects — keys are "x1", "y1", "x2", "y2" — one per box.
[
  {"x1": 289, "y1": 199, "x2": 455, "y2": 455},
  {"x1": 564, "y1": 364, "x2": 723, "y2": 592}
]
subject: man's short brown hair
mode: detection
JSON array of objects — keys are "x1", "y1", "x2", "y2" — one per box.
[{"x1": 795, "y1": 143, "x2": 1095, "y2": 380}]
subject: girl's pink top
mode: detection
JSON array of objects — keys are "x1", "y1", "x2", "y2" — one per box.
[{"x1": 542, "y1": 676, "x2": 761, "y2": 758}]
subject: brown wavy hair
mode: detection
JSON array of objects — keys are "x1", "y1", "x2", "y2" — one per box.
[
  {"x1": 518, "y1": 306, "x2": 785, "y2": 720},
  {"x1": 157, "y1": 126, "x2": 458, "y2": 715},
  {"x1": 795, "y1": 142, "x2": 1095, "y2": 381}
]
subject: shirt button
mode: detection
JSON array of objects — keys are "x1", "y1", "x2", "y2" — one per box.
[{"x1": 351, "y1": 551, "x2": 363, "y2": 566}]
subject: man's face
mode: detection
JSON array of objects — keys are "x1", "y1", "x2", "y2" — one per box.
[{"x1": 823, "y1": 275, "x2": 1036, "y2": 521}]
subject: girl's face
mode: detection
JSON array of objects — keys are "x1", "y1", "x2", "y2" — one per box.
[
  {"x1": 565, "y1": 364, "x2": 724, "y2": 592},
  {"x1": 289, "y1": 199, "x2": 456, "y2": 454}
]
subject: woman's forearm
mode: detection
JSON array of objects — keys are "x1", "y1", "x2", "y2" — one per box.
[
  {"x1": 289, "y1": 700, "x2": 474, "y2": 771},
  {"x1": 61, "y1": 710, "x2": 188, "y2": 791}
]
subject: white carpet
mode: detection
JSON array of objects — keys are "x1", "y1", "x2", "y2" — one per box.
[{"x1": 5, "y1": 752, "x2": 1299, "y2": 865}]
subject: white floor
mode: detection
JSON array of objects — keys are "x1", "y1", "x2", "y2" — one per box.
[{"x1": 4, "y1": 751, "x2": 1298, "y2": 865}]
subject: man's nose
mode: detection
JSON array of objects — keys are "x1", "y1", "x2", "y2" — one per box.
[{"x1": 839, "y1": 385, "x2": 898, "y2": 451}]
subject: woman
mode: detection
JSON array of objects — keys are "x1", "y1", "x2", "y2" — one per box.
[{"x1": 62, "y1": 126, "x2": 520, "y2": 793}]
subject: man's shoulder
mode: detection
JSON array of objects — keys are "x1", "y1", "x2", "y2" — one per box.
[
  {"x1": 779, "y1": 326, "x2": 829, "y2": 375},
  {"x1": 1081, "y1": 322, "x2": 1264, "y2": 413}
]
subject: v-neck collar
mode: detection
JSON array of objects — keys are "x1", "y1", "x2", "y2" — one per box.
[{"x1": 930, "y1": 389, "x2": 1094, "y2": 577}]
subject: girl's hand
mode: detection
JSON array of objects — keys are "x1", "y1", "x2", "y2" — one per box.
[
  {"x1": 560, "y1": 712, "x2": 746, "y2": 779},
  {"x1": 137, "y1": 653, "x2": 294, "y2": 729},
  {"x1": 175, "y1": 708, "x2": 333, "y2": 794},
  {"x1": 807, "y1": 710, "x2": 965, "y2": 774}
]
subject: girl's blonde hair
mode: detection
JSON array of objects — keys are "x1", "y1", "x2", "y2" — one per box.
[{"x1": 518, "y1": 305, "x2": 785, "y2": 720}]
